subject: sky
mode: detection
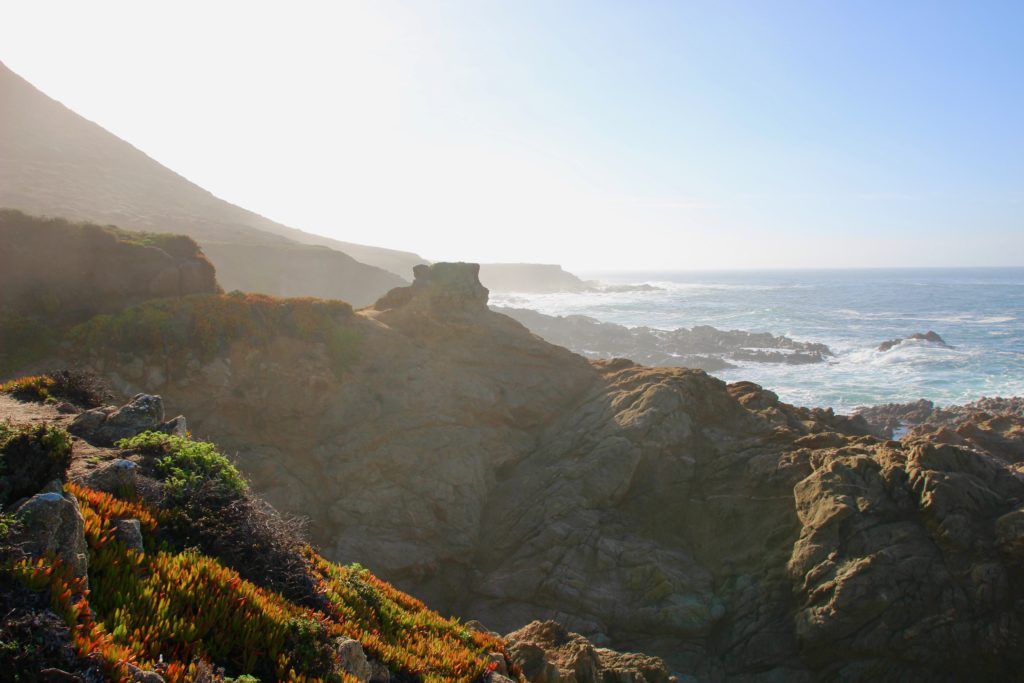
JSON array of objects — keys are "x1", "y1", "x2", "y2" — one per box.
[{"x1": 1, "y1": 1, "x2": 1022, "y2": 271}]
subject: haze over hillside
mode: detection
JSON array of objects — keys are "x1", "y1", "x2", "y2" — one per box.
[{"x1": 0, "y1": 60, "x2": 425, "y2": 306}]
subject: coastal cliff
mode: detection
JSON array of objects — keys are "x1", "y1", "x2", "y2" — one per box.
[{"x1": 3, "y1": 250, "x2": 1019, "y2": 681}]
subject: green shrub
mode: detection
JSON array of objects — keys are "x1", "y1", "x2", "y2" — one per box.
[
  {"x1": 116, "y1": 431, "x2": 246, "y2": 496},
  {"x1": 103, "y1": 227, "x2": 202, "y2": 260},
  {"x1": 0, "y1": 424, "x2": 72, "y2": 507},
  {"x1": 0, "y1": 375, "x2": 56, "y2": 402},
  {"x1": 70, "y1": 294, "x2": 359, "y2": 373},
  {"x1": 0, "y1": 512, "x2": 19, "y2": 540}
]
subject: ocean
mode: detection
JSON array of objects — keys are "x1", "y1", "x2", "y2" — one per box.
[{"x1": 489, "y1": 268, "x2": 1024, "y2": 413}]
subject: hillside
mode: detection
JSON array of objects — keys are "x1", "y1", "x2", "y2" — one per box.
[
  {"x1": 5, "y1": 242, "x2": 1023, "y2": 681},
  {"x1": 2, "y1": 383, "x2": 668, "y2": 683},
  {"x1": 0, "y1": 61, "x2": 418, "y2": 304},
  {"x1": 477, "y1": 264, "x2": 589, "y2": 294}
]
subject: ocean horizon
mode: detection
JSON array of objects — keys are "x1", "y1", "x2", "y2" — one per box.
[{"x1": 491, "y1": 266, "x2": 1024, "y2": 413}]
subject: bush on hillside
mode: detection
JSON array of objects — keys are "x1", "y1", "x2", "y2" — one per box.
[
  {"x1": 0, "y1": 424, "x2": 72, "y2": 507},
  {"x1": 0, "y1": 375, "x2": 55, "y2": 402},
  {"x1": 0, "y1": 370, "x2": 110, "y2": 407},
  {"x1": 116, "y1": 431, "x2": 247, "y2": 497},
  {"x1": 72, "y1": 293, "x2": 360, "y2": 375}
]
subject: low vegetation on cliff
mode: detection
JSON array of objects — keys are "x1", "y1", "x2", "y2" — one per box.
[
  {"x1": 0, "y1": 397, "x2": 511, "y2": 683},
  {"x1": 70, "y1": 293, "x2": 361, "y2": 377}
]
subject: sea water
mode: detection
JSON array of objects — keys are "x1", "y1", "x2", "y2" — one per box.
[{"x1": 490, "y1": 268, "x2": 1024, "y2": 413}]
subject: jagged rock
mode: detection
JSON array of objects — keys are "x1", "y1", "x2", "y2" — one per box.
[
  {"x1": 877, "y1": 330, "x2": 950, "y2": 352},
  {"x1": 12, "y1": 491, "x2": 88, "y2": 583},
  {"x1": 114, "y1": 518, "x2": 144, "y2": 552},
  {"x1": 595, "y1": 650, "x2": 672, "y2": 683},
  {"x1": 54, "y1": 401, "x2": 79, "y2": 414},
  {"x1": 369, "y1": 660, "x2": 391, "y2": 683},
  {"x1": 69, "y1": 393, "x2": 185, "y2": 446},
  {"x1": 127, "y1": 663, "x2": 166, "y2": 683},
  {"x1": 484, "y1": 652, "x2": 509, "y2": 677},
  {"x1": 83, "y1": 458, "x2": 139, "y2": 496},
  {"x1": 161, "y1": 414, "x2": 188, "y2": 436},
  {"x1": 335, "y1": 638, "x2": 372, "y2": 683},
  {"x1": 507, "y1": 622, "x2": 672, "y2": 683},
  {"x1": 995, "y1": 507, "x2": 1024, "y2": 559},
  {"x1": 854, "y1": 396, "x2": 1024, "y2": 463},
  {"x1": 493, "y1": 307, "x2": 832, "y2": 371}
]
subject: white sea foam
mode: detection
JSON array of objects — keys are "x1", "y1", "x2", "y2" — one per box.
[{"x1": 498, "y1": 268, "x2": 1024, "y2": 409}]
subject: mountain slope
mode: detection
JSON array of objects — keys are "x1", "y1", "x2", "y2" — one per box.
[{"x1": 0, "y1": 61, "x2": 418, "y2": 303}]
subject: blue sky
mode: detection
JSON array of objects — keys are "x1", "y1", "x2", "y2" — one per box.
[{"x1": 2, "y1": 1, "x2": 1021, "y2": 269}]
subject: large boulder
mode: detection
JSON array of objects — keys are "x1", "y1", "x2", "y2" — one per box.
[
  {"x1": 11, "y1": 489, "x2": 88, "y2": 583},
  {"x1": 69, "y1": 394, "x2": 185, "y2": 446},
  {"x1": 335, "y1": 638, "x2": 372, "y2": 683}
]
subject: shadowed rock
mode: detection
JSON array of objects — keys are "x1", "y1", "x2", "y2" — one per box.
[
  {"x1": 69, "y1": 394, "x2": 185, "y2": 446},
  {"x1": 877, "y1": 330, "x2": 951, "y2": 352}
]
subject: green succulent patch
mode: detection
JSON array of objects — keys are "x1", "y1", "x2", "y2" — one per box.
[{"x1": 116, "y1": 431, "x2": 247, "y2": 497}]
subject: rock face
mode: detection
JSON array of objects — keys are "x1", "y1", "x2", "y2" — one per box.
[
  {"x1": 54, "y1": 263, "x2": 1024, "y2": 681},
  {"x1": 506, "y1": 621, "x2": 672, "y2": 683},
  {"x1": 69, "y1": 394, "x2": 186, "y2": 446},
  {"x1": 877, "y1": 330, "x2": 950, "y2": 352},
  {"x1": 854, "y1": 397, "x2": 1024, "y2": 464},
  {"x1": 375, "y1": 262, "x2": 491, "y2": 319},
  {"x1": 494, "y1": 307, "x2": 832, "y2": 372}
]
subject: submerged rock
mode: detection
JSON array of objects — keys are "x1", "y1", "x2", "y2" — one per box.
[{"x1": 877, "y1": 330, "x2": 951, "y2": 352}]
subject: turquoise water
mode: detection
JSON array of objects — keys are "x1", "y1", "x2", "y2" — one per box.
[{"x1": 490, "y1": 268, "x2": 1024, "y2": 412}]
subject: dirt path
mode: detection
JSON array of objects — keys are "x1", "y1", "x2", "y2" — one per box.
[{"x1": 1, "y1": 394, "x2": 122, "y2": 481}]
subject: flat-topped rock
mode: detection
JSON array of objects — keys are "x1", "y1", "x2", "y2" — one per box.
[{"x1": 373, "y1": 262, "x2": 490, "y2": 319}]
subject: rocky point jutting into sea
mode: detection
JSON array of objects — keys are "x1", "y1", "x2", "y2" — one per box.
[{"x1": 3, "y1": 224, "x2": 1023, "y2": 682}]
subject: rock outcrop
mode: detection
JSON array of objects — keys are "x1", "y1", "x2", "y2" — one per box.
[
  {"x1": 854, "y1": 396, "x2": 1024, "y2": 467},
  {"x1": 494, "y1": 306, "x2": 832, "y2": 372},
  {"x1": 19, "y1": 262, "x2": 1024, "y2": 681},
  {"x1": 69, "y1": 394, "x2": 185, "y2": 447},
  {"x1": 506, "y1": 621, "x2": 672, "y2": 683},
  {"x1": 876, "y1": 330, "x2": 951, "y2": 352}
]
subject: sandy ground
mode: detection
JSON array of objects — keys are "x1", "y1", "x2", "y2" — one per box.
[{"x1": 1, "y1": 394, "x2": 122, "y2": 481}]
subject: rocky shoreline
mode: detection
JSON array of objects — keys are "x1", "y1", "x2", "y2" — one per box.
[{"x1": 492, "y1": 306, "x2": 832, "y2": 371}]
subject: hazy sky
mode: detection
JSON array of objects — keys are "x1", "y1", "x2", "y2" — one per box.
[{"x1": 2, "y1": 1, "x2": 1022, "y2": 271}]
